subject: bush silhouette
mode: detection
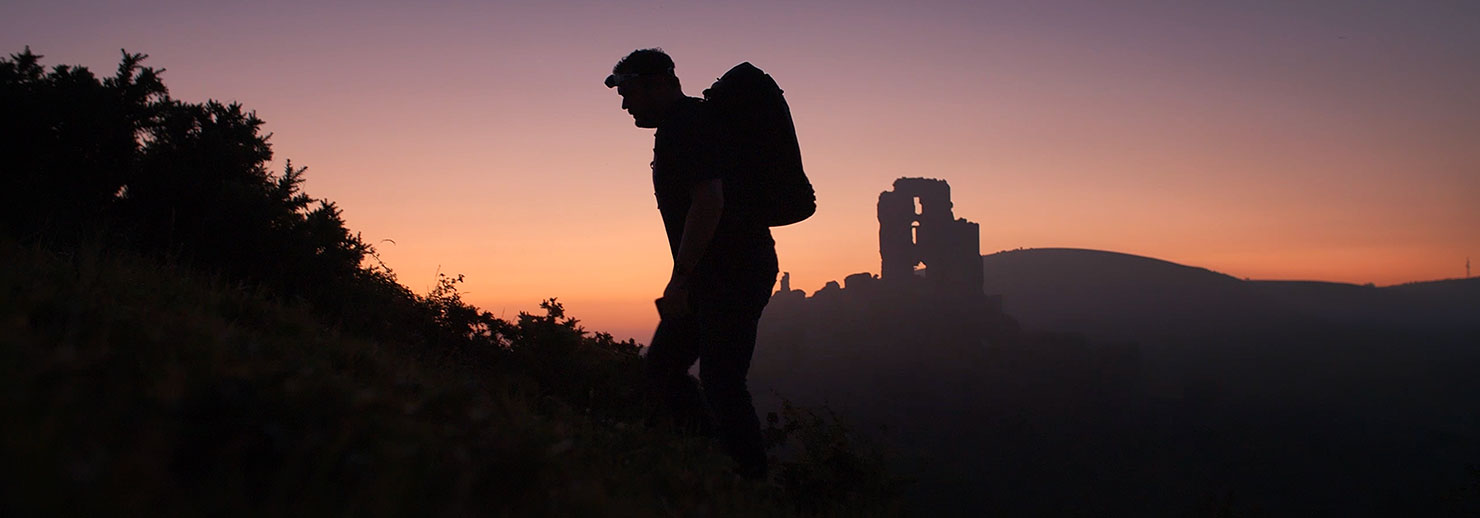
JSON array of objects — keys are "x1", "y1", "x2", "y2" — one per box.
[
  {"x1": 3, "y1": 48, "x2": 372, "y2": 307},
  {"x1": 2, "y1": 48, "x2": 162, "y2": 236}
]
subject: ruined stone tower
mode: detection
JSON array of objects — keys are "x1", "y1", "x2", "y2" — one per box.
[{"x1": 878, "y1": 178, "x2": 983, "y2": 294}]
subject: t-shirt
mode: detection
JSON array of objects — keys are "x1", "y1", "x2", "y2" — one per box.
[{"x1": 652, "y1": 97, "x2": 777, "y2": 281}]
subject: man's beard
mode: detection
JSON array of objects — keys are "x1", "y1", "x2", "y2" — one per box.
[{"x1": 633, "y1": 115, "x2": 659, "y2": 128}]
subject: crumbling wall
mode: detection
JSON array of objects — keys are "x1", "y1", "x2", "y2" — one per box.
[{"x1": 877, "y1": 177, "x2": 982, "y2": 293}]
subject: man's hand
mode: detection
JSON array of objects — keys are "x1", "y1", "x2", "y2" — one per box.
[{"x1": 656, "y1": 274, "x2": 691, "y2": 318}]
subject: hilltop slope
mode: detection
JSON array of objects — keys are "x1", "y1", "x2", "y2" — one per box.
[
  {"x1": 981, "y1": 247, "x2": 1480, "y2": 339},
  {"x1": 0, "y1": 240, "x2": 902, "y2": 517},
  {"x1": 981, "y1": 248, "x2": 1254, "y2": 339}
]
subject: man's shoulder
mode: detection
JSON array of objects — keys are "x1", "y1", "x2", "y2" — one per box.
[{"x1": 661, "y1": 97, "x2": 721, "y2": 134}]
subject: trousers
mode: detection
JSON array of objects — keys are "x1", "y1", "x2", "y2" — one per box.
[{"x1": 645, "y1": 266, "x2": 776, "y2": 477}]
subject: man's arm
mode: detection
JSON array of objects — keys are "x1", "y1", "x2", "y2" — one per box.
[
  {"x1": 672, "y1": 178, "x2": 725, "y2": 283},
  {"x1": 657, "y1": 178, "x2": 724, "y2": 318}
]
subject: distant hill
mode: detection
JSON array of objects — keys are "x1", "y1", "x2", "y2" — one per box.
[
  {"x1": 757, "y1": 247, "x2": 1480, "y2": 515},
  {"x1": 972, "y1": 248, "x2": 1480, "y2": 513},
  {"x1": 982, "y1": 248, "x2": 1480, "y2": 340}
]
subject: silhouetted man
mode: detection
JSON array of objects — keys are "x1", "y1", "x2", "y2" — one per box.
[{"x1": 606, "y1": 48, "x2": 778, "y2": 479}]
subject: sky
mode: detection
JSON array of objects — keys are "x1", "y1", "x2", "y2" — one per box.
[{"x1": 6, "y1": 1, "x2": 1478, "y2": 341}]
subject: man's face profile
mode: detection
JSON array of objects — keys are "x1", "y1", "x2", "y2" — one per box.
[{"x1": 617, "y1": 78, "x2": 661, "y2": 129}]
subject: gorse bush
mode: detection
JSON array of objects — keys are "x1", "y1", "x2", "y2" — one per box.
[
  {"x1": 2, "y1": 47, "x2": 502, "y2": 358},
  {"x1": 2, "y1": 49, "x2": 161, "y2": 233},
  {"x1": 2, "y1": 48, "x2": 370, "y2": 318},
  {"x1": 2, "y1": 48, "x2": 906, "y2": 515}
]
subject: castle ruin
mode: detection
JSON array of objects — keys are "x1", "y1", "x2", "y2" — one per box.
[{"x1": 878, "y1": 177, "x2": 983, "y2": 294}]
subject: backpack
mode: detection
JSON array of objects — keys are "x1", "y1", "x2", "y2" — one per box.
[{"x1": 702, "y1": 62, "x2": 816, "y2": 227}]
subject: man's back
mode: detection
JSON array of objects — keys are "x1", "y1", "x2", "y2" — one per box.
[{"x1": 651, "y1": 96, "x2": 777, "y2": 283}]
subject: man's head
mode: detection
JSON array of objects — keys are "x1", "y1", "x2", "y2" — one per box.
[{"x1": 607, "y1": 48, "x2": 683, "y2": 128}]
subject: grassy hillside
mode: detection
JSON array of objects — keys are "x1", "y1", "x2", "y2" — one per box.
[
  {"x1": 1, "y1": 49, "x2": 904, "y2": 515},
  {"x1": 0, "y1": 239, "x2": 903, "y2": 516}
]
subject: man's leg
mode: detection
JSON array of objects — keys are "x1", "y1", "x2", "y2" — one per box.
[
  {"x1": 694, "y1": 271, "x2": 776, "y2": 478},
  {"x1": 644, "y1": 315, "x2": 710, "y2": 435},
  {"x1": 697, "y1": 312, "x2": 767, "y2": 477}
]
